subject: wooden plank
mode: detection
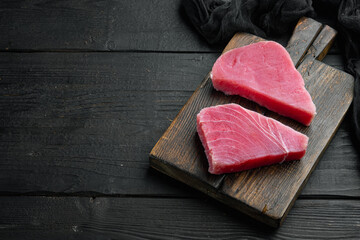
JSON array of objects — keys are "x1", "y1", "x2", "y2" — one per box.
[
  {"x1": 286, "y1": 17, "x2": 323, "y2": 67},
  {"x1": 0, "y1": 196, "x2": 85, "y2": 239},
  {"x1": 312, "y1": 25, "x2": 337, "y2": 60},
  {"x1": 302, "y1": 114, "x2": 360, "y2": 197},
  {"x1": 219, "y1": 22, "x2": 345, "y2": 226},
  {"x1": 0, "y1": 0, "x2": 219, "y2": 52},
  {"x1": 0, "y1": 51, "x2": 358, "y2": 197},
  {"x1": 0, "y1": 0, "x2": 342, "y2": 54},
  {"x1": 150, "y1": 33, "x2": 269, "y2": 191},
  {"x1": 0, "y1": 196, "x2": 360, "y2": 239},
  {"x1": 150, "y1": 18, "x2": 354, "y2": 227},
  {"x1": 153, "y1": 115, "x2": 360, "y2": 197},
  {"x1": 221, "y1": 55, "x2": 354, "y2": 227},
  {"x1": 0, "y1": 52, "x2": 217, "y2": 195}
]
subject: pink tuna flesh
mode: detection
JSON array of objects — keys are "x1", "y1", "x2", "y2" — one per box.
[
  {"x1": 211, "y1": 41, "x2": 316, "y2": 126},
  {"x1": 197, "y1": 104, "x2": 308, "y2": 174}
]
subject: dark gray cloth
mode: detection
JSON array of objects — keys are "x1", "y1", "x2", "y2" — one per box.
[
  {"x1": 182, "y1": 0, "x2": 360, "y2": 145},
  {"x1": 337, "y1": 0, "x2": 360, "y2": 145},
  {"x1": 182, "y1": 0, "x2": 315, "y2": 44}
]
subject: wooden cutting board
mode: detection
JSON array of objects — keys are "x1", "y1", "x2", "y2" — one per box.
[{"x1": 149, "y1": 17, "x2": 354, "y2": 227}]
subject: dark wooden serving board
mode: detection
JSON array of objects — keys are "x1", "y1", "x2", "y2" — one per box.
[{"x1": 149, "y1": 18, "x2": 354, "y2": 227}]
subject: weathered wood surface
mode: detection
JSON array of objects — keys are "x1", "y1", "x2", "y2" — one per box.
[
  {"x1": 150, "y1": 18, "x2": 354, "y2": 226},
  {"x1": 1, "y1": 196, "x2": 360, "y2": 239},
  {"x1": 286, "y1": 17, "x2": 323, "y2": 67},
  {"x1": 0, "y1": 0, "x2": 217, "y2": 52},
  {"x1": 0, "y1": 52, "x2": 216, "y2": 195},
  {"x1": 1, "y1": 0, "x2": 359, "y2": 238},
  {"x1": 0, "y1": 0, "x2": 342, "y2": 54},
  {"x1": 0, "y1": 53, "x2": 358, "y2": 197}
]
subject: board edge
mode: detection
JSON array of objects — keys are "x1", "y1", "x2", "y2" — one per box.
[{"x1": 149, "y1": 154, "x2": 282, "y2": 228}]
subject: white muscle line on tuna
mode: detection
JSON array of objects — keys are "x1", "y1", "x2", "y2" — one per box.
[
  {"x1": 257, "y1": 114, "x2": 286, "y2": 155},
  {"x1": 203, "y1": 119, "x2": 273, "y2": 148},
  {"x1": 264, "y1": 117, "x2": 286, "y2": 151},
  {"x1": 200, "y1": 120, "x2": 237, "y2": 127},
  {"x1": 209, "y1": 146, "x2": 250, "y2": 163},
  {"x1": 265, "y1": 118, "x2": 289, "y2": 163},
  {"x1": 242, "y1": 108, "x2": 287, "y2": 156},
  {"x1": 221, "y1": 106, "x2": 282, "y2": 149},
  {"x1": 201, "y1": 119, "x2": 237, "y2": 124},
  {"x1": 205, "y1": 130, "x2": 243, "y2": 135},
  {"x1": 210, "y1": 144, "x2": 249, "y2": 153},
  {"x1": 213, "y1": 148, "x2": 251, "y2": 158},
  {"x1": 211, "y1": 151, "x2": 247, "y2": 165},
  {"x1": 205, "y1": 129, "x2": 248, "y2": 141},
  {"x1": 211, "y1": 107, "x2": 257, "y2": 127},
  {"x1": 222, "y1": 109, "x2": 277, "y2": 142},
  {"x1": 263, "y1": 117, "x2": 288, "y2": 158},
  {"x1": 271, "y1": 120, "x2": 289, "y2": 163},
  {"x1": 214, "y1": 105, "x2": 270, "y2": 141},
  {"x1": 213, "y1": 154, "x2": 248, "y2": 165},
  {"x1": 202, "y1": 120, "x2": 247, "y2": 132},
  {"x1": 271, "y1": 120, "x2": 287, "y2": 151},
  {"x1": 255, "y1": 114, "x2": 283, "y2": 149},
  {"x1": 207, "y1": 137, "x2": 247, "y2": 148},
  {"x1": 223, "y1": 106, "x2": 285, "y2": 152}
]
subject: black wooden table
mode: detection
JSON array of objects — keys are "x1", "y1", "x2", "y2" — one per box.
[{"x1": 1, "y1": 1, "x2": 359, "y2": 239}]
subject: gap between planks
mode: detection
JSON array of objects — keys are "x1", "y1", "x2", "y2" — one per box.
[
  {"x1": 0, "y1": 193, "x2": 358, "y2": 201},
  {"x1": 0, "y1": 49, "x2": 222, "y2": 54}
]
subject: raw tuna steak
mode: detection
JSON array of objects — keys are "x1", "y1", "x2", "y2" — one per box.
[
  {"x1": 197, "y1": 104, "x2": 308, "y2": 174},
  {"x1": 211, "y1": 41, "x2": 316, "y2": 126}
]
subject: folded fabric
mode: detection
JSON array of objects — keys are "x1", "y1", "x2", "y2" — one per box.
[
  {"x1": 337, "y1": 0, "x2": 360, "y2": 146},
  {"x1": 182, "y1": 0, "x2": 315, "y2": 44},
  {"x1": 182, "y1": 0, "x2": 360, "y2": 146}
]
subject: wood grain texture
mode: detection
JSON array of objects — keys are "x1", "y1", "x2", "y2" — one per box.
[
  {"x1": 220, "y1": 23, "x2": 350, "y2": 226},
  {"x1": 302, "y1": 114, "x2": 360, "y2": 197},
  {"x1": 0, "y1": 0, "x2": 342, "y2": 54},
  {"x1": 150, "y1": 34, "x2": 266, "y2": 191},
  {"x1": 150, "y1": 18, "x2": 354, "y2": 227},
  {"x1": 0, "y1": 1, "x2": 358, "y2": 238},
  {"x1": 286, "y1": 17, "x2": 323, "y2": 67},
  {"x1": 0, "y1": 0, "x2": 218, "y2": 52},
  {"x1": 0, "y1": 52, "x2": 217, "y2": 195},
  {"x1": 312, "y1": 25, "x2": 337, "y2": 60},
  {"x1": 0, "y1": 51, "x2": 357, "y2": 197},
  {"x1": 221, "y1": 52, "x2": 354, "y2": 227},
  {"x1": 0, "y1": 196, "x2": 360, "y2": 239}
]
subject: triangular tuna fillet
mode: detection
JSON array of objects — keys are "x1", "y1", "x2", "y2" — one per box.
[
  {"x1": 197, "y1": 104, "x2": 308, "y2": 175},
  {"x1": 211, "y1": 41, "x2": 316, "y2": 126}
]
